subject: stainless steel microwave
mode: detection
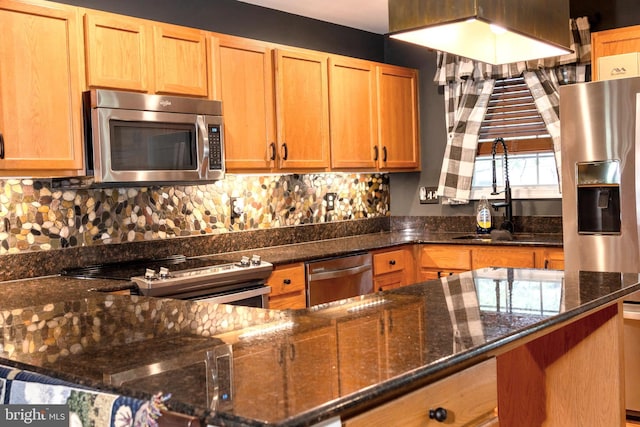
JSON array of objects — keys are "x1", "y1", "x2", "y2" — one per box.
[{"x1": 83, "y1": 89, "x2": 224, "y2": 185}]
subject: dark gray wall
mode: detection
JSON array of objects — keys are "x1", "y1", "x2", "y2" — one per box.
[
  {"x1": 55, "y1": 0, "x2": 385, "y2": 62},
  {"x1": 56, "y1": 0, "x2": 639, "y2": 219}
]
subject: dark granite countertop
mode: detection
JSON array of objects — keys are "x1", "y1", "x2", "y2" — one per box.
[
  {"x1": 192, "y1": 230, "x2": 563, "y2": 267},
  {"x1": 0, "y1": 265, "x2": 637, "y2": 426}
]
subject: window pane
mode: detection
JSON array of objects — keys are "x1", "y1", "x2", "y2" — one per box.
[
  {"x1": 539, "y1": 154, "x2": 559, "y2": 185},
  {"x1": 472, "y1": 152, "x2": 558, "y2": 189}
]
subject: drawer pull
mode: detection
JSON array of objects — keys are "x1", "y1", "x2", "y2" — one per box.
[
  {"x1": 389, "y1": 259, "x2": 396, "y2": 265},
  {"x1": 269, "y1": 142, "x2": 276, "y2": 160},
  {"x1": 282, "y1": 142, "x2": 288, "y2": 160},
  {"x1": 429, "y1": 407, "x2": 448, "y2": 422},
  {"x1": 283, "y1": 278, "x2": 292, "y2": 285},
  {"x1": 0, "y1": 132, "x2": 4, "y2": 159},
  {"x1": 373, "y1": 145, "x2": 379, "y2": 161}
]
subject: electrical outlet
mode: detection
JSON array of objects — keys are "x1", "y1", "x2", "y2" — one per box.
[
  {"x1": 324, "y1": 193, "x2": 337, "y2": 211},
  {"x1": 419, "y1": 186, "x2": 439, "y2": 204},
  {"x1": 230, "y1": 197, "x2": 244, "y2": 218}
]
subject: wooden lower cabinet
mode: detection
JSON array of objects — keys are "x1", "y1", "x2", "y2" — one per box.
[
  {"x1": 232, "y1": 325, "x2": 338, "y2": 419},
  {"x1": 419, "y1": 245, "x2": 473, "y2": 281},
  {"x1": 372, "y1": 245, "x2": 416, "y2": 292},
  {"x1": 267, "y1": 262, "x2": 306, "y2": 309},
  {"x1": 343, "y1": 358, "x2": 498, "y2": 427},
  {"x1": 335, "y1": 299, "x2": 424, "y2": 396},
  {"x1": 337, "y1": 314, "x2": 385, "y2": 395},
  {"x1": 233, "y1": 340, "x2": 285, "y2": 421},
  {"x1": 419, "y1": 244, "x2": 564, "y2": 280},
  {"x1": 286, "y1": 325, "x2": 339, "y2": 414}
]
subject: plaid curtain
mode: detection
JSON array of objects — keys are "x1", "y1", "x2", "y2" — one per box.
[
  {"x1": 440, "y1": 271, "x2": 485, "y2": 351},
  {"x1": 434, "y1": 17, "x2": 591, "y2": 203},
  {"x1": 436, "y1": 78, "x2": 495, "y2": 203}
]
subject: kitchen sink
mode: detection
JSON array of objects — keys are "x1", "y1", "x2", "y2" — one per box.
[{"x1": 451, "y1": 233, "x2": 539, "y2": 242}]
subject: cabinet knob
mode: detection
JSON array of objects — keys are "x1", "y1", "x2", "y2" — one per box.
[
  {"x1": 283, "y1": 278, "x2": 291, "y2": 285},
  {"x1": 428, "y1": 407, "x2": 448, "y2": 422},
  {"x1": 389, "y1": 259, "x2": 396, "y2": 265}
]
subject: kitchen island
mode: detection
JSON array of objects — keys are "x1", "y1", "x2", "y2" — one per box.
[{"x1": 0, "y1": 266, "x2": 636, "y2": 426}]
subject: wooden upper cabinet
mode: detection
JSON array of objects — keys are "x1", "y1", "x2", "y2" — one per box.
[
  {"x1": 0, "y1": 0, "x2": 84, "y2": 174},
  {"x1": 84, "y1": 11, "x2": 210, "y2": 97},
  {"x1": 329, "y1": 56, "x2": 378, "y2": 170},
  {"x1": 376, "y1": 64, "x2": 420, "y2": 171},
  {"x1": 274, "y1": 48, "x2": 331, "y2": 171},
  {"x1": 212, "y1": 35, "x2": 275, "y2": 171},
  {"x1": 592, "y1": 25, "x2": 640, "y2": 80},
  {"x1": 153, "y1": 23, "x2": 210, "y2": 97},
  {"x1": 84, "y1": 12, "x2": 152, "y2": 92}
]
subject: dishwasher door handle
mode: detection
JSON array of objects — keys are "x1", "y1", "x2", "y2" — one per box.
[{"x1": 308, "y1": 264, "x2": 372, "y2": 281}]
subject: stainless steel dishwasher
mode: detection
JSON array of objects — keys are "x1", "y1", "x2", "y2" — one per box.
[{"x1": 305, "y1": 252, "x2": 373, "y2": 306}]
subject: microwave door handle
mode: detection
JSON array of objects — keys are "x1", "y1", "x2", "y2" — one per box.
[{"x1": 197, "y1": 116, "x2": 209, "y2": 178}]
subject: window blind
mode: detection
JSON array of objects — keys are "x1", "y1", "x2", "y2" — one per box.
[{"x1": 477, "y1": 77, "x2": 553, "y2": 155}]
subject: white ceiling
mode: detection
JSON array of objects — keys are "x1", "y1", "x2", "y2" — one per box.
[{"x1": 237, "y1": 0, "x2": 389, "y2": 34}]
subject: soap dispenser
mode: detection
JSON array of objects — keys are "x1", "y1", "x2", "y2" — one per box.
[{"x1": 476, "y1": 196, "x2": 492, "y2": 234}]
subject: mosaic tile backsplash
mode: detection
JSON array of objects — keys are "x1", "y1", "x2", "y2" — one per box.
[{"x1": 0, "y1": 173, "x2": 389, "y2": 254}]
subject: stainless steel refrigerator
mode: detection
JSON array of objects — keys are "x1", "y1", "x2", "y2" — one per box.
[
  {"x1": 561, "y1": 76, "x2": 640, "y2": 273},
  {"x1": 560, "y1": 76, "x2": 640, "y2": 416}
]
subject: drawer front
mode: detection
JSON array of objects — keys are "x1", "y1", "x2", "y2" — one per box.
[
  {"x1": 374, "y1": 271, "x2": 405, "y2": 292},
  {"x1": 598, "y1": 53, "x2": 640, "y2": 80},
  {"x1": 343, "y1": 358, "x2": 497, "y2": 427},
  {"x1": 373, "y1": 249, "x2": 406, "y2": 275},
  {"x1": 420, "y1": 246, "x2": 472, "y2": 270},
  {"x1": 472, "y1": 247, "x2": 535, "y2": 269},
  {"x1": 266, "y1": 263, "x2": 305, "y2": 297}
]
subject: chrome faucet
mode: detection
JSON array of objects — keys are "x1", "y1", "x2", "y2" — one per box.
[{"x1": 491, "y1": 137, "x2": 514, "y2": 233}]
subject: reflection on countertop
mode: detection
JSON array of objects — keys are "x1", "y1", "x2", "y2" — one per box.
[{"x1": 0, "y1": 267, "x2": 637, "y2": 426}]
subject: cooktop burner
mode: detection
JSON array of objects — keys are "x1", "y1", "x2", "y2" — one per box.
[{"x1": 61, "y1": 254, "x2": 273, "y2": 298}]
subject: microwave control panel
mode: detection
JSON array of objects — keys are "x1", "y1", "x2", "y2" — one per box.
[{"x1": 208, "y1": 125, "x2": 223, "y2": 169}]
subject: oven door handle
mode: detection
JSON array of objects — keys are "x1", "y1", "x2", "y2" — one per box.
[
  {"x1": 308, "y1": 264, "x2": 372, "y2": 281},
  {"x1": 196, "y1": 286, "x2": 271, "y2": 305}
]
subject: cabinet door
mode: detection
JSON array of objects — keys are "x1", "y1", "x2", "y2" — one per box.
[
  {"x1": 329, "y1": 56, "x2": 378, "y2": 170},
  {"x1": 267, "y1": 262, "x2": 306, "y2": 310},
  {"x1": 337, "y1": 315, "x2": 384, "y2": 395},
  {"x1": 537, "y1": 247, "x2": 564, "y2": 270},
  {"x1": 376, "y1": 64, "x2": 420, "y2": 171},
  {"x1": 233, "y1": 341, "x2": 286, "y2": 421},
  {"x1": 84, "y1": 12, "x2": 152, "y2": 92},
  {"x1": 274, "y1": 48, "x2": 330, "y2": 171},
  {"x1": 286, "y1": 326, "x2": 338, "y2": 414},
  {"x1": 383, "y1": 303, "x2": 424, "y2": 378},
  {"x1": 592, "y1": 25, "x2": 640, "y2": 80},
  {"x1": 0, "y1": 0, "x2": 83, "y2": 173},
  {"x1": 153, "y1": 24, "x2": 209, "y2": 97},
  {"x1": 213, "y1": 35, "x2": 275, "y2": 171}
]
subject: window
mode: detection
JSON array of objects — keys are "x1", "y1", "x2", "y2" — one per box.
[{"x1": 470, "y1": 76, "x2": 560, "y2": 200}]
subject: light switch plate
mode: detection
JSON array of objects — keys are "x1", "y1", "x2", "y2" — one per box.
[{"x1": 419, "y1": 186, "x2": 439, "y2": 204}]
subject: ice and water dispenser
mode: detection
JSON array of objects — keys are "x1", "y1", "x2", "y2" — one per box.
[{"x1": 576, "y1": 160, "x2": 621, "y2": 234}]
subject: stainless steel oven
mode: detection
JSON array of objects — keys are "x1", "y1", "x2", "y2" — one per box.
[{"x1": 62, "y1": 255, "x2": 273, "y2": 309}]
